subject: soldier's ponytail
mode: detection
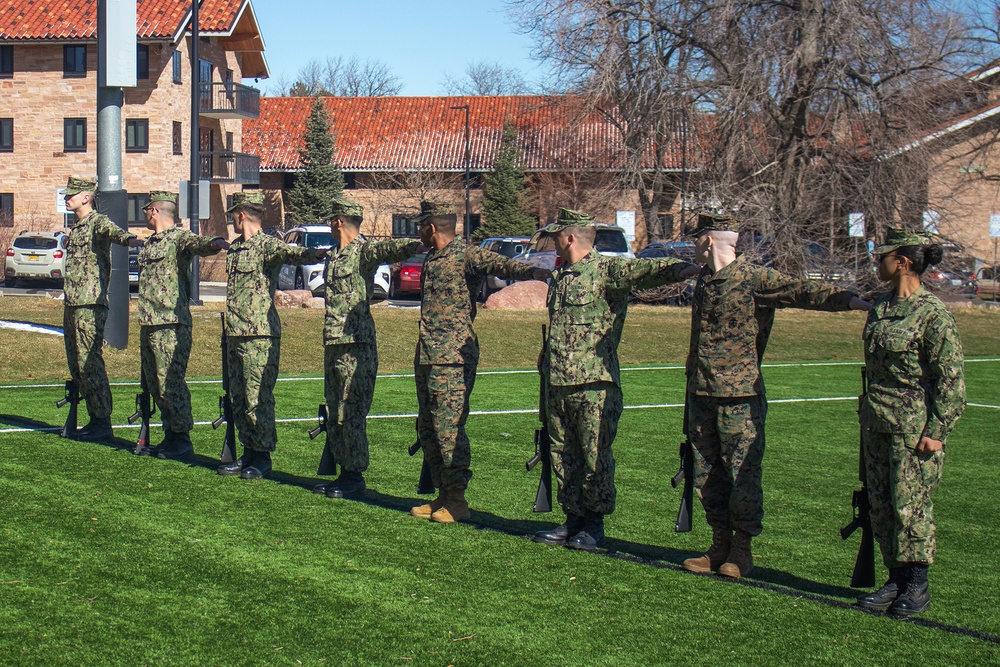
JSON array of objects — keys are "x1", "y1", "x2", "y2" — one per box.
[{"x1": 896, "y1": 244, "x2": 943, "y2": 275}]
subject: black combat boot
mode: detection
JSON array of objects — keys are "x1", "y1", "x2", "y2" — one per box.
[
  {"x1": 240, "y1": 450, "x2": 272, "y2": 480},
  {"x1": 533, "y1": 512, "x2": 586, "y2": 545},
  {"x1": 77, "y1": 417, "x2": 113, "y2": 443},
  {"x1": 137, "y1": 430, "x2": 170, "y2": 457},
  {"x1": 856, "y1": 567, "x2": 905, "y2": 611},
  {"x1": 156, "y1": 431, "x2": 194, "y2": 461},
  {"x1": 890, "y1": 564, "x2": 930, "y2": 617},
  {"x1": 325, "y1": 470, "x2": 367, "y2": 498},
  {"x1": 312, "y1": 482, "x2": 332, "y2": 495},
  {"x1": 565, "y1": 510, "x2": 605, "y2": 551},
  {"x1": 218, "y1": 448, "x2": 253, "y2": 476}
]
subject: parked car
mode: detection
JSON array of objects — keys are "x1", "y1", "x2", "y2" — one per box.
[
  {"x1": 974, "y1": 265, "x2": 1000, "y2": 300},
  {"x1": 128, "y1": 245, "x2": 140, "y2": 287},
  {"x1": 513, "y1": 224, "x2": 635, "y2": 274},
  {"x1": 632, "y1": 240, "x2": 697, "y2": 305},
  {"x1": 389, "y1": 251, "x2": 427, "y2": 298},
  {"x1": 4, "y1": 230, "x2": 68, "y2": 287},
  {"x1": 373, "y1": 263, "x2": 391, "y2": 300},
  {"x1": 277, "y1": 225, "x2": 335, "y2": 295},
  {"x1": 477, "y1": 236, "x2": 530, "y2": 300}
]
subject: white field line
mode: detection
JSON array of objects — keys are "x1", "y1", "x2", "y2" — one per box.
[
  {"x1": 3, "y1": 397, "x2": 999, "y2": 434},
  {"x1": 3, "y1": 357, "x2": 999, "y2": 390}
]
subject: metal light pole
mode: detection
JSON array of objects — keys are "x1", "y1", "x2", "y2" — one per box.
[
  {"x1": 189, "y1": 0, "x2": 202, "y2": 304},
  {"x1": 451, "y1": 104, "x2": 471, "y2": 241}
]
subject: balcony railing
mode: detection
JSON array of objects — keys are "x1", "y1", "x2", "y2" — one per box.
[
  {"x1": 198, "y1": 81, "x2": 260, "y2": 119},
  {"x1": 199, "y1": 151, "x2": 260, "y2": 185}
]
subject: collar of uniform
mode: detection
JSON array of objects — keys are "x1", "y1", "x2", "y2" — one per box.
[
  {"x1": 333, "y1": 234, "x2": 362, "y2": 258},
  {"x1": 563, "y1": 248, "x2": 599, "y2": 275},
  {"x1": 72, "y1": 210, "x2": 97, "y2": 228},
  {"x1": 705, "y1": 253, "x2": 746, "y2": 281},
  {"x1": 881, "y1": 284, "x2": 926, "y2": 316},
  {"x1": 148, "y1": 224, "x2": 179, "y2": 241},
  {"x1": 428, "y1": 235, "x2": 464, "y2": 260}
]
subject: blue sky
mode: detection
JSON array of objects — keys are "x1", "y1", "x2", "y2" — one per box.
[{"x1": 248, "y1": 0, "x2": 548, "y2": 96}]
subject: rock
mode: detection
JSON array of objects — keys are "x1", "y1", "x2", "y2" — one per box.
[
  {"x1": 484, "y1": 280, "x2": 548, "y2": 310},
  {"x1": 275, "y1": 289, "x2": 313, "y2": 308},
  {"x1": 303, "y1": 296, "x2": 325, "y2": 309}
]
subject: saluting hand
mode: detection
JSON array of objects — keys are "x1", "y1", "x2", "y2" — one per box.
[
  {"x1": 679, "y1": 264, "x2": 702, "y2": 279},
  {"x1": 849, "y1": 296, "x2": 872, "y2": 311},
  {"x1": 127, "y1": 237, "x2": 144, "y2": 248},
  {"x1": 211, "y1": 238, "x2": 231, "y2": 251},
  {"x1": 532, "y1": 268, "x2": 552, "y2": 281},
  {"x1": 315, "y1": 248, "x2": 329, "y2": 259}
]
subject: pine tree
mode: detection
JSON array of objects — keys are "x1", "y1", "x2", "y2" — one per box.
[
  {"x1": 474, "y1": 122, "x2": 536, "y2": 243},
  {"x1": 284, "y1": 96, "x2": 344, "y2": 228}
]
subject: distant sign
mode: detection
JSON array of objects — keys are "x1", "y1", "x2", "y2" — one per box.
[
  {"x1": 56, "y1": 188, "x2": 68, "y2": 214},
  {"x1": 990, "y1": 214, "x2": 1000, "y2": 238},
  {"x1": 848, "y1": 212, "x2": 865, "y2": 238},
  {"x1": 616, "y1": 210, "x2": 636, "y2": 241},
  {"x1": 922, "y1": 210, "x2": 940, "y2": 235},
  {"x1": 178, "y1": 180, "x2": 211, "y2": 219}
]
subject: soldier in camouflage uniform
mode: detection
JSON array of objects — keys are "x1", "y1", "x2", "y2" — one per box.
[
  {"x1": 681, "y1": 212, "x2": 870, "y2": 579},
  {"x1": 217, "y1": 192, "x2": 324, "y2": 480},
  {"x1": 855, "y1": 228, "x2": 965, "y2": 617},
  {"x1": 312, "y1": 196, "x2": 420, "y2": 499},
  {"x1": 137, "y1": 191, "x2": 229, "y2": 460},
  {"x1": 409, "y1": 200, "x2": 550, "y2": 523},
  {"x1": 532, "y1": 209, "x2": 700, "y2": 551},
  {"x1": 62, "y1": 176, "x2": 141, "y2": 442}
]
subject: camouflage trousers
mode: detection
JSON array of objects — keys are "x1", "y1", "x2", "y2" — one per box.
[
  {"x1": 546, "y1": 382, "x2": 622, "y2": 517},
  {"x1": 63, "y1": 305, "x2": 112, "y2": 419},
  {"x1": 688, "y1": 394, "x2": 767, "y2": 536},
  {"x1": 227, "y1": 336, "x2": 280, "y2": 452},
  {"x1": 415, "y1": 362, "x2": 477, "y2": 491},
  {"x1": 863, "y1": 429, "x2": 944, "y2": 566},
  {"x1": 139, "y1": 324, "x2": 193, "y2": 433},
  {"x1": 323, "y1": 343, "x2": 378, "y2": 473}
]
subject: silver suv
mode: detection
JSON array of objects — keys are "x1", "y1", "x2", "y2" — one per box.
[
  {"x1": 478, "y1": 236, "x2": 530, "y2": 300},
  {"x1": 513, "y1": 224, "x2": 634, "y2": 273},
  {"x1": 4, "y1": 230, "x2": 68, "y2": 287}
]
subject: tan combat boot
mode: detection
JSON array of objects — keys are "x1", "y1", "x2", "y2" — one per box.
[
  {"x1": 718, "y1": 530, "x2": 754, "y2": 579},
  {"x1": 430, "y1": 487, "x2": 470, "y2": 523},
  {"x1": 683, "y1": 526, "x2": 732, "y2": 573},
  {"x1": 410, "y1": 488, "x2": 447, "y2": 519}
]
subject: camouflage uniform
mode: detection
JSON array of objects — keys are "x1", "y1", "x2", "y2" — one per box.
[
  {"x1": 860, "y1": 285, "x2": 965, "y2": 566},
  {"x1": 415, "y1": 236, "x2": 537, "y2": 491},
  {"x1": 687, "y1": 254, "x2": 857, "y2": 536},
  {"x1": 323, "y1": 235, "x2": 419, "y2": 472},
  {"x1": 545, "y1": 248, "x2": 690, "y2": 516},
  {"x1": 63, "y1": 180, "x2": 135, "y2": 420},
  {"x1": 226, "y1": 231, "x2": 319, "y2": 452},
  {"x1": 138, "y1": 220, "x2": 223, "y2": 433}
]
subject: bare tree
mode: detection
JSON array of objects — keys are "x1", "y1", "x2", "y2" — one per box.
[
  {"x1": 441, "y1": 61, "x2": 534, "y2": 95},
  {"x1": 275, "y1": 56, "x2": 403, "y2": 97}
]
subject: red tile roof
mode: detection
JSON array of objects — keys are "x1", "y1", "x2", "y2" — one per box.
[{"x1": 245, "y1": 95, "x2": 701, "y2": 173}]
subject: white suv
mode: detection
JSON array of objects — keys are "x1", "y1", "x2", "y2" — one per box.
[
  {"x1": 5, "y1": 230, "x2": 68, "y2": 287},
  {"x1": 277, "y1": 225, "x2": 391, "y2": 298}
]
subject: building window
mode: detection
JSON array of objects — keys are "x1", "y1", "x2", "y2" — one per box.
[
  {"x1": 63, "y1": 45, "x2": 87, "y2": 77},
  {"x1": 172, "y1": 51, "x2": 182, "y2": 83},
  {"x1": 127, "y1": 194, "x2": 149, "y2": 228},
  {"x1": 0, "y1": 118, "x2": 12, "y2": 152},
  {"x1": 466, "y1": 213, "x2": 481, "y2": 236},
  {"x1": 199, "y1": 59, "x2": 212, "y2": 84},
  {"x1": 136, "y1": 44, "x2": 149, "y2": 80},
  {"x1": 0, "y1": 46, "x2": 12, "y2": 78},
  {"x1": 64, "y1": 118, "x2": 87, "y2": 152},
  {"x1": 392, "y1": 214, "x2": 419, "y2": 238},
  {"x1": 172, "y1": 121, "x2": 183, "y2": 155},
  {"x1": 0, "y1": 193, "x2": 13, "y2": 227},
  {"x1": 126, "y1": 119, "x2": 149, "y2": 153},
  {"x1": 344, "y1": 172, "x2": 357, "y2": 189},
  {"x1": 225, "y1": 131, "x2": 234, "y2": 152}
]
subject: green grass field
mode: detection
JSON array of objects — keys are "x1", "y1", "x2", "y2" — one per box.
[{"x1": 1, "y1": 301, "x2": 999, "y2": 665}]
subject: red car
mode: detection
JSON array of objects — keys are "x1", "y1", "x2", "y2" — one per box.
[{"x1": 389, "y1": 251, "x2": 427, "y2": 298}]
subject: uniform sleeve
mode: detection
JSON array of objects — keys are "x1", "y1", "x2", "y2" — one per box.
[
  {"x1": 273, "y1": 238, "x2": 322, "y2": 266},
  {"x1": 752, "y1": 266, "x2": 856, "y2": 311},
  {"x1": 179, "y1": 232, "x2": 224, "y2": 258},
  {"x1": 921, "y1": 311, "x2": 966, "y2": 442},
  {"x1": 94, "y1": 215, "x2": 135, "y2": 246},
  {"x1": 605, "y1": 256, "x2": 694, "y2": 293},
  {"x1": 362, "y1": 239, "x2": 420, "y2": 271},
  {"x1": 469, "y1": 246, "x2": 538, "y2": 281}
]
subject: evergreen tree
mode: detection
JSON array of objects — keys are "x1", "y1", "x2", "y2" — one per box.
[
  {"x1": 474, "y1": 122, "x2": 536, "y2": 243},
  {"x1": 285, "y1": 97, "x2": 344, "y2": 228}
]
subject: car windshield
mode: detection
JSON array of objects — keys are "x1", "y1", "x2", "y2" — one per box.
[
  {"x1": 497, "y1": 241, "x2": 527, "y2": 257},
  {"x1": 14, "y1": 237, "x2": 58, "y2": 250},
  {"x1": 595, "y1": 229, "x2": 628, "y2": 253},
  {"x1": 303, "y1": 232, "x2": 334, "y2": 248}
]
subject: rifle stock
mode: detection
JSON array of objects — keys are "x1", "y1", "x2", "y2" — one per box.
[
  {"x1": 128, "y1": 366, "x2": 156, "y2": 454},
  {"x1": 56, "y1": 379, "x2": 79, "y2": 439},
  {"x1": 312, "y1": 404, "x2": 338, "y2": 476},
  {"x1": 526, "y1": 325, "x2": 552, "y2": 513},
  {"x1": 671, "y1": 397, "x2": 694, "y2": 533},
  {"x1": 408, "y1": 418, "x2": 434, "y2": 495},
  {"x1": 842, "y1": 369, "x2": 876, "y2": 588},
  {"x1": 213, "y1": 314, "x2": 238, "y2": 463}
]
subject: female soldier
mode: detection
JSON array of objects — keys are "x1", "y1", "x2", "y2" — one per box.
[{"x1": 856, "y1": 228, "x2": 966, "y2": 617}]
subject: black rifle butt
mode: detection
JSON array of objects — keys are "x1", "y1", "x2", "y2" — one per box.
[
  {"x1": 416, "y1": 458, "x2": 435, "y2": 495},
  {"x1": 316, "y1": 440, "x2": 337, "y2": 476},
  {"x1": 532, "y1": 471, "x2": 552, "y2": 513},
  {"x1": 219, "y1": 428, "x2": 237, "y2": 464}
]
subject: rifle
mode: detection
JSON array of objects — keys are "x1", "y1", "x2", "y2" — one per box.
[
  {"x1": 408, "y1": 419, "x2": 434, "y2": 495},
  {"x1": 841, "y1": 369, "x2": 876, "y2": 588},
  {"x1": 128, "y1": 366, "x2": 156, "y2": 455},
  {"x1": 310, "y1": 404, "x2": 338, "y2": 476},
  {"x1": 525, "y1": 325, "x2": 552, "y2": 513},
  {"x1": 56, "y1": 379, "x2": 79, "y2": 439},
  {"x1": 211, "y1": 313, "x2": 238, "y2": 463},
  {"x1": 670, "y1": 396, "x2": 694, "y2": 532}
]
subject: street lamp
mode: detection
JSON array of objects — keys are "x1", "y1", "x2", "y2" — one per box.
[{"x1": 450, "y1": 104, "x2": 471, "y2": 241}]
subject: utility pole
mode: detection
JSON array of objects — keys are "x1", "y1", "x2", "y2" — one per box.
[
  {"x1": 189, "y1": 0, "x2": 202, "y2": 304},
  {"x1": 451, "y1": 104, "x2": 471, "y2": 241}
]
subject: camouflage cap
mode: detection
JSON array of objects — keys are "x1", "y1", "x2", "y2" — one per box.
[
  {"x1": 65, "y1": 177, "x2": 97, "y2": 195},
  {"x1": 873, "y1": 227, "x2": 933, "y2": 255},
  {"x1": 326, "y1": 196, "x2": 364, "y2": 219},
  {"x1": 227, "y1": 191, "x2": 265, "y2": 213},
  {"x1": 540, "y1": 208, "x2": 597, "y2": 234},
  {"x1": 411, "y1": 200, "x2": 456, "y2": 223},
  {"x1": 688, "y1": 211, "x2": 740, "y2": 236},
  {"x1": 149, "y1": 191, "x2": 178, "y2": 204}
]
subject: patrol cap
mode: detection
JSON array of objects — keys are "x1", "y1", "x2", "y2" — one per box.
[
  {"x1": 149, "y1": 191, "x2": 178, "y2": 204},
  {"x1": 65, "y1": 177, "x2": 97, "y2": 195},
  {"x1": 326, "y1": 196, "x2": 364, "y2": 219},
  {"x1": 873, "y1": 227, "x2": 933, "y2": 255},
  {"x1": 227, "y1": 191, "x2": 265, "y2": 213},
  {"x1": 411, "y1": 200, "x2": 456, "y2": 223},
  {"x1": 688, "y1": 211, "x2": 740, "y2": 237},
  {"x1": 540, "y1": 208, "x2": 597, "y2": 234}
]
